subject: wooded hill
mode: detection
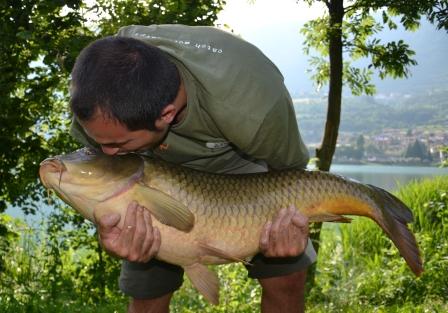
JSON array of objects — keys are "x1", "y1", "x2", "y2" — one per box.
[{"x1": 294, "y1": 88, "x2": 448, "y2": 145}]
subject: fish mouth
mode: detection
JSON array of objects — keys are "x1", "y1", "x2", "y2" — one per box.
[
  {"x1": 39, "y1": 157, "x2": 67, "y2": 189},
  {"x1": 39, "y1": 153, "x2": 145, "y2": 203}
]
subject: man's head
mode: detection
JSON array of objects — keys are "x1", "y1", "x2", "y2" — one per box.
[{"x1": 70, "y1": 36, "x2": 183, "y2": 155}]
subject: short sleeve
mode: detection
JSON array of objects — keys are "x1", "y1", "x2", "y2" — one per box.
[{"x1": 239, "y1": 95, "x2": 309, "y2": 170}]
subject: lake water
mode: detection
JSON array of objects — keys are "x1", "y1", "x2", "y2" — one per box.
[
  {"x1": 331, "y1": 164, "x2": 448, "y2": 191},
  {"x1": 5, "y1": 164, "x2": 448, "y2": 220}
]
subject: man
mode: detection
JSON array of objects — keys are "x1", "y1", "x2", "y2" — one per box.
[{"x1": 69, "y1": 24, "x2": 316, "y2": 313}]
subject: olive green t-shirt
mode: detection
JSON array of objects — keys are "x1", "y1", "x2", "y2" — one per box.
[{"x1": 70, "y1": 24, "x2": 309, "y2": 174}]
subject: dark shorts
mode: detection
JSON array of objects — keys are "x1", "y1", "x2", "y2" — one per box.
[{"x1": 119, "y1": 239, "x2": 316, "y2": 299}]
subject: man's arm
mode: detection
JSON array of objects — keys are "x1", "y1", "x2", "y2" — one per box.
[
  {"x1": 97, "y1": 201, "x2": 161, "y2": 262},
  {"x1": 70, "y1": 119, "x2": 161, "y2": 262},
  {"x1": 259, "y1": 207, "x2": 309, "y2": 258},
  {"x1": 233, "y1": 93, "x2": 309, "y2": 171},
  {"x1": 228, "y1": 94, "x2": 311, "y2": 258}
]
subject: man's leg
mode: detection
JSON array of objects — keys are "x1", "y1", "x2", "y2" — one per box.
[
  {"x1": 128, "y1": 293, "x2": 173, "y2": 313},
  {"x1": 119, "y1": 259, "x2": 184, "y2": 313},
  {"x1": 246, "y1": 239, "x2": 316, "y2": 313},
  {"x1": 258, "y1": 270, "x2": 307, "y2": 313}
]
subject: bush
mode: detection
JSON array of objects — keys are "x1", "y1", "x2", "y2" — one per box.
[
  {"x1": 0, "y1": 206, "x2": 126, "y2": 312},
  {"x1": 308, "y1": 176, "x2": 448, "y2": 311},
  {"x1": 1, "y1": 177, "x2": 446, "y2": 312}
]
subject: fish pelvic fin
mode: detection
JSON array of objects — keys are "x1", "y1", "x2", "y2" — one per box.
[
  {"x1": 134, "y1": 183, "x2": 194, "y2": 232},
  {"x1": 366, "y1": 184, "x2": 423, "y2": 277},
  {"x1": 184, "y1": 263, "x2": 220, "y2": 305},
  {"x1": 308, "y1": 213, "x2": 352, "y2": 223}
]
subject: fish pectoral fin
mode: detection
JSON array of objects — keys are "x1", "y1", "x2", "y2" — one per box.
[
  {"x1": 198, "y1": 242, "x2": 252, "y2": 265},
  {"x1": 135, "y1": 184, "x2": 194, "y2": 232},
  {"x1": 308, "y1": 213, "x2": 352, "y2": 223},
  {"x1": 184, "y1": 263, "x2": 220, "y2": 305}
]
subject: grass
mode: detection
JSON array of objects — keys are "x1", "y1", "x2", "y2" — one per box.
[{"x1": 1, "y1": 176, "x2": 447, "y2": 312}]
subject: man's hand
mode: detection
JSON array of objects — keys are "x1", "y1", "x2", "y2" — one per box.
[
  {"x1": 259, "y1": 207, "x2": 309, "y2": 258},
  {"x1": 97, "y1": 201, "x2": 161, "y2": 263}
]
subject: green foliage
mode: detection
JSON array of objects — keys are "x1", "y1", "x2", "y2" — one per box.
[
  {"x1": 404, "y1": 139, "x2": 433, "y2": 161},
  {"x1": 0, "y1": 0, "x2": 87, "y2": 213},
  {"x1": 333, "y1": 145, "x2": 364, "y2": 160},
  {"x1": 295, "y1": 89, "x2": 448, "y2": 144},
  {"x1": 441, "y1": 147, "x2": 448, "y2": 167},
  {"x1": 0, "y1": 214, "x2": 19, "y2": 272},
  {"x1": 0, "y1": 0, "x2": 225, "y2": 310},
  {"x1": 171, "y1": 264, "x2": 261, "y2": 312},
  {"x1": 300, "y1": 2, "x2": 424, "y2": 96},
  {"x1": 2, "y1": 176, "x2": 447, "y2": 312},
  {"x1": 0, "y1": 205, "x2": 126, "y2": 312},
  {"x1": 308, "y1": 176, "x2": 448, "y2": 311},
  {"x1": 95, "y1": 0, "x2": 225, "y2": 36},
  {"x1": 0, "y1": 0, "x2": 225, "y2": 215},
  {"x1": 301, "y1": 0, "x2": 447, "y2": 97}
]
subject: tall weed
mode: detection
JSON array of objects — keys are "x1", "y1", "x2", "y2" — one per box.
[
  {"x1": 1, "y1": 177, "x2": 447, "y2": 312},
  {"x1": 309, "y1": 176, "x2": 448, "y2": 310},
  {"x1": 0, "y1": 205, "x2": 126, "y2": 312}
]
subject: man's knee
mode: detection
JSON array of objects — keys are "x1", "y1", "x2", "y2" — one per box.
[
  {"x1": 128, "y1": 293, "x2": 173, "y2": 313},
  {"x1": 258, "y1": 270, "x2": 307, "y2": 296}
]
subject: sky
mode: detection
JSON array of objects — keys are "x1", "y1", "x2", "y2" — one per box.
[
  {"x1": 215, "y1": 0, "x2": 448, "y2": 97},
  {"x1": 216, "y1": 0, "x2": 326, "y2": 96},
  {"x1": 216, "y1": 0, "x2": 325, "y2": 29}
]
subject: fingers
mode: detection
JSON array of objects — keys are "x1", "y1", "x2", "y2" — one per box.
[
  {"x1": 121, "y1": 203, "x2": 161, "y2": 263},
  {"x1": 97, "y1": 201, "x2": 161, "y2": 263},
  {"x1": 97, "y1": 213, "x2": 121, "y2": 233},
  {"x1": 143, "y1": 227, "x2": 161, "y2": 262},
  {"x1": 260, "y1": 207, "x2": 309, "y2": 258},
  {"x1": 269, "y1": 208, "x2": 292, "y2": 256},
  {"x1": 97, "y1": 213, "x2": 122, "y2": 249},
  {"x1": 135, "y1": 209, "x2": 161, "y2": 263},
  {"x1": 127, "y1": 205, "x2": 147, "y2": 261},
  {"x1": 259, "y1": 221, "x2": 272, "y2": 253},
  {"x1": 291, "y1": 211, "x2": 309, "y2": 229},
  {"x1": 120, "y1": 201, "x2": 138, "y2": 245}
]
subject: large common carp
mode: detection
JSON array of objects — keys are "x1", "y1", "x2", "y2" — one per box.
[{"x1": 39, "y1": 148, "x2": 422, "y2": 304}]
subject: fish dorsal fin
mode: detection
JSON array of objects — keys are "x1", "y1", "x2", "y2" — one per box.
[
  {"x1": 198, "y1": 241, "x2": 251, "y2": 265},
  {"x1": 184, "y1": 263, "x2": 220, "y2": 305},
  {"x1": 134, "y1": 183, "x2": 194, "y2": 232}
]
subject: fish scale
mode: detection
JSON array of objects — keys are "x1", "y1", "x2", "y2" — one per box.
[{"x1": 39, "y1": 149, "x2": 423, "y2": 305}]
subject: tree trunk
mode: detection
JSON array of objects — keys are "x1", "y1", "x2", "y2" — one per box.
[{"x1": 307, "y1": 0, "x2": 344, "y2": 288}]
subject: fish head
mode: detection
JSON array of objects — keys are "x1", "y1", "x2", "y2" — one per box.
[{"x1": 39, "y1": 148, "x2": 144, "y2": 221}]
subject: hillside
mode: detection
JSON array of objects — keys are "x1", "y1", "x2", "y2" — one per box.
[{"x1": 294, "y1": 88, "x2": 448, "y2": 146}]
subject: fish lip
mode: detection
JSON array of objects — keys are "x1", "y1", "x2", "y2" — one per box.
[{"x1": 39, "y1": 157, "x2": 67, "y2": 188}]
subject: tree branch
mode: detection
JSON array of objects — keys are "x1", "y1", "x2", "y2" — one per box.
[{"x1": 322, "y1": 0, "x2": 330, "y2": 9}]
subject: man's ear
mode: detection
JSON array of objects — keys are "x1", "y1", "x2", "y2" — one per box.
[{"x1": 155, "y1": 104, "x2": 177, "y2": 129}]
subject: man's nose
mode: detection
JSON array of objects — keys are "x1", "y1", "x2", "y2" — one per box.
[{"x1": 101, "y1": 146, "x2": 120, "y2": 155}]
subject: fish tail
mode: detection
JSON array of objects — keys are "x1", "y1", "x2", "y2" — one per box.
[{"x1": 365, "y1": 184, "x2": 423, "y2": 276}]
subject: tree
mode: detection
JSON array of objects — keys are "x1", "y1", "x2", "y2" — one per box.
[
  {"x1": 300, "y1": 0, "x2": 447, "y2": 284},
  {"x1": 404, "y1": 139, "x2": 433, "y2": 161},
  {"x1": 0, "y1": 0, "x2": 90, "y2": 215},
  {"x1": 356, "y1": 134, "x2": 365, "y2": 158},
  {"x1": 441, "y1": 147, "x2": 448, "y2": 167},
  {"x1": 0, "y1": 0, "x2": 224, "y2": 215},
  {"x1": 0, "y1": 1, "x2": 224, "y2": 287}
]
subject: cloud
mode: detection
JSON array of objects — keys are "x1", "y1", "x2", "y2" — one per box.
[{"x1": 217, "y1": 0, "x2": 325, "y2": 32}]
